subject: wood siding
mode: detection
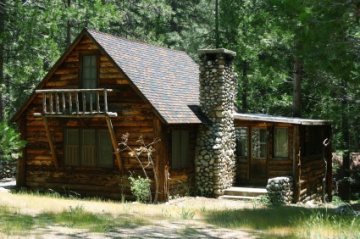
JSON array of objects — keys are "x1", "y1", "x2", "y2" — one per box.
[
  {"x1": 298, "y1": 125, "x2": 332, "y2": 202},
  {"x1": 19, "y1": 35, "x2": 177, "y2": 201}
]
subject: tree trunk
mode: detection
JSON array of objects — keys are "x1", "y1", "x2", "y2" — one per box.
[
  {"x1": 241, "y1": 60, "x2": 248, "y2": 113},
  {"x1": 293, "y1": 59, "x2": 302, "y2": 117},
  {"x1": 215, "y1": 0, "x2": 219, "y2": 48},
  {"x1": 0, "y1": 0, "x2": 5, "y2": 121},
  {"x1": 66, "y1": 0, "x2": 72, "y2": 48},
  {"x1": 341, "y1": 87, "x2": 351, "y2": 201}
]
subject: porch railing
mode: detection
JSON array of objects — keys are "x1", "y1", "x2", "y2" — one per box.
[{"x1": 34, "y1": 89, "x2": 117, "y2": 117}]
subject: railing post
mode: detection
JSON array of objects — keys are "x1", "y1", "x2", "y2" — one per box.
[
  {"x1": 96, "y1": 91, "x2": 100, "y2": 113},
  {"x1": 68, "y1": 93, "x2": 72, "y2": 114},
  {"x1": 55, "y1": 93, "x2": 60, "y2": 113},
  {"x1": 49, "y1": 93, "x2": 54, "y2": 114},
  {"x1": 82, "y1": 92, "x2": 86, "y2": 114},
  {"x1": 42, "y1": 93, "x2": 47, "y2": 114},
  {"x1": 62, "y1": 92, "x2": 66, "y2": 114},
  {"x1": 76, "y1": 92, "x2": 79, "y2": 114},
  {"x1": 104, "y1": 89, "x2": 108, "y2": 113},
  {"x1": 90, "y1": 92, "x2": 93, "y2": 112}
]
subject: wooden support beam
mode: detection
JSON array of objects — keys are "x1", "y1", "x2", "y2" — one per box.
[
  {"x1": 16, "y1": 115, "x2": 27, "y2": 187},
  {"x1": 153, "y1": 117, "x2": 169, "y2": 202},
  {"x1": 106, "y1": 116, "x2": 123, "y2": 173},
  {"x1": 43, "y1": 117, "x2": 59, "y2": 172},
  {"x1": 293, "y1": 125, "x2": 301, "y2": 203}
]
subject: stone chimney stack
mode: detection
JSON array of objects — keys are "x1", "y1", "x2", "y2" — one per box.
[{"x1": 195, "y1": 48, "x2": 237, "y2": 197}]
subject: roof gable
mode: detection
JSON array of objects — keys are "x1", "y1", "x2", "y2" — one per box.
[
  {"x1": 12, "y1": 29, "x2": 201, "y2": 124},
  {"x1": 86, "y1": 29, "x2": 201, "y2": 124}
]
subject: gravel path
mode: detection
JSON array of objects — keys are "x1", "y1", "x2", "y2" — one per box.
[{"x1": 0, "y1": 177, "x2": 16, "y2": 193}]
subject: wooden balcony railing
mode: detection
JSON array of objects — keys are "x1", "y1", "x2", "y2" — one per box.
[{"x1": 34, "y1": 89, "x2": 117, "y2": 117}]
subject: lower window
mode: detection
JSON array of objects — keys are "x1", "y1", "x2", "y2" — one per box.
[
  {"x1": 172, "y1": 129, "x2": 189, "y2": 169},
  {"x1": 65, "y1": 128, "x2": 113, "y2": 167},
  {"x1": 252, "y1": 128, "x2": 267, "y2": 158},
  {"x1": 274, "y1": 127, "x2": 289, "y2": 158}
]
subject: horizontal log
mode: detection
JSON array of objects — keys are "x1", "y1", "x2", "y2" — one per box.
[
  {"x1": 99, "y1": 73, "x2": 125, "y2": 79},
  {"x1": 76, "y1": 44, "x2": 99, "y2": 51},
  {"x1": 27, "y1": 160, "x2": 53, "y2": 166},
  {"x1": 100, "y1": 61, "x2": 114, "y2": 68},
  {"x1": 64, "y1": 56, "x2": 78, "y2": 63},
  {"x1": 55, "y1": 68, "x2": 79, "y2": 75},
  {"x1": 60, "y1": 74, "x2": 78, "y2": 81},
  {"x1": 44, "y1": 81, "x2": 72, "y2": 87},
  {"x1": 100, "y1": 67, "x2": 119, "y2": 73},
  {"x1": 99, "y1": 79, "x2": 129, "y2": 85}
]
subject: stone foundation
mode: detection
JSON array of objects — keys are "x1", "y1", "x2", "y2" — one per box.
[
  {"x1": 195, "y1": 49, "x2": 237, "y2": 197},
  {"x1": 266, "y1": 176, "x2": 294, "y2": 204}
]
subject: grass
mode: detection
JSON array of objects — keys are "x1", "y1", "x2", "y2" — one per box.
[
  {"x1": 0, "y1": 191, "x2": 359, "y2": 238},
  {"x1": 203, "y1": 205, "x2": 360, "y2": 239}
]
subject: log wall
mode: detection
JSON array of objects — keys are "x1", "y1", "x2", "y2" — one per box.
[
  {"x1": 298, "y1": 125, "x2": 332, "y2": 202},
  {"x1": 18, "y1": 35, "x2": 179, "y2": 201}
]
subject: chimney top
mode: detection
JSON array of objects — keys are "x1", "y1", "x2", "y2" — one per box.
[{"x1": 197, "y1": 48, "x2": 236, "y2": 57}]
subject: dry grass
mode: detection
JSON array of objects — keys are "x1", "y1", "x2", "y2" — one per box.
[
  {"x1": 0, "y1": 192, "x2": 253, "y2": 219},
  {"x1": 1, "y1": 191, "x2": 359, "y2": 239}
]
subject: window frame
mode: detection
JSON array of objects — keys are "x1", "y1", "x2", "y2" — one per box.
[
  {"x1": 64, "y1": 128, "x2": 114, "y2": 168},
  {"x1": 235, "y1": 127, "x2": 249, "y2": 160},
  {"x1": 251, "y1": 128, "x2": 267, "y2": 159},
  {"x1": 273, "y1": 127, "x2": 289, "y2": 159},
  {"x1": 79, "y1": 51, "x2": 100, "y2": 89},
  {"x1": 171, "y1": 129, "x2": 190, "y2": 170}
]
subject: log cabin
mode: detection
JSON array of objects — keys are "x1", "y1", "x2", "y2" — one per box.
[{"x1": 11, "y1": 29, "x2": 332, "y2": 202}]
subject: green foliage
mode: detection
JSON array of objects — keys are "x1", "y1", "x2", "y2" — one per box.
[
  {"x1": 0, "y1": 0, "x2": 359, "y2": 155},
  {"x1": 0, "y1": 122, "x2": 26, "y2": 161},
  {"x1": 0, "y1": 205, "x2": 34, "y2": 235},
  {"x1": 178, "y1": 208, "x2": 195, "y2": 220},
  {"x1": 128, "y1": 175, "x2": 151, "y2": 203}
]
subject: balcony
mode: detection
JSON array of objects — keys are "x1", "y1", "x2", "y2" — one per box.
[{"x1": 33, "y1": 89, "x2": 117, "y2": 118}]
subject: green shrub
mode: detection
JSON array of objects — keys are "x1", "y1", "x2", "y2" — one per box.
[
  {"x1": 0, "y1": 122, "x2": 26, "y2": 161},
  {"x1": 129, "y1": 175, "x2": 151, "y2": 203}
]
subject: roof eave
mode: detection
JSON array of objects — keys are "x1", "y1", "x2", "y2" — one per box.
[{"x1": 233, "y1": 113, "x2": 332, "y2": 126}]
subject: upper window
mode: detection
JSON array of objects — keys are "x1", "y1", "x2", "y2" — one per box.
[
  {"x1": 274, "y1": 127, "x2": 289, "y2": 158},
  {"x1": 81, "y1": 55, "x2": 97, "y2": 89},
  {"x1": 252, "y1": 128, "x2": 267, "y2": 158},
  {"x1": 65, "y1": 128, "x2": 113, "y2": 167},
  {"x1": 235, "y1": 127, "x2": 248, "y2": 158},
  {"x1": 172, "y1": 129, "x2": 189, "y2": 169}
]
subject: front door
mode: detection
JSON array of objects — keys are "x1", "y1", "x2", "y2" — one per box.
[{"x1": 250, "y1": 128, "x2": 267, "y2": 185}]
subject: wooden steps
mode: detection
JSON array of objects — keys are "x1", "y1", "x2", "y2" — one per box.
[{"x1": 219, "y1": 187, "x2": 267, "y2": 201}]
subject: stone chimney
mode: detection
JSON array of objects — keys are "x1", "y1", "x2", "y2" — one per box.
[{"x1": 195, "y1": 48, "x2": 237, "y2": 197}]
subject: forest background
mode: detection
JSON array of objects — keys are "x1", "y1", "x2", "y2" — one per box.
[{"x1": 0, "y1": 0, "x2": 359, "y2": 198}]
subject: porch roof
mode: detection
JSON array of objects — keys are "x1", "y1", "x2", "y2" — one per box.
[{"x1": 233, "y1": 113, "x2": 331, "y2": 126}]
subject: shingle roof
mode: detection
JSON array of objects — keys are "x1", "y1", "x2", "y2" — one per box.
[{"x1": 87, "y1": 29, "x2": 201, "y2": 124}]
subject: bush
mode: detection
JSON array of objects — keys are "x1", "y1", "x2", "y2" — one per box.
[
  {"x1": 129, "y1": 175, "x2": 151, "y2": 203},
  {"x1": 0, "y1": 122, "x2": 26, "y2": 161}
]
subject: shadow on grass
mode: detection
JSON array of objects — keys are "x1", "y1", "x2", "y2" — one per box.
[
  {"x1": 0, "y1": 204, "x2": 150, "y2": 236},
  {"x1": 202, "y1": 205, "x2": 358, "y2": 239}
]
